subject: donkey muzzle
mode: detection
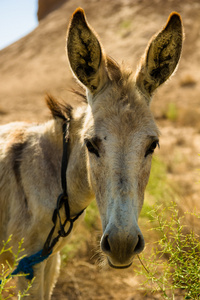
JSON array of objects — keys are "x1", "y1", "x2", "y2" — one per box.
[{"x1": 100, "y1": 223, "x2": 145, "y2": 268}]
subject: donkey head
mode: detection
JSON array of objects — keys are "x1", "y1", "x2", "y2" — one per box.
[{"x1": 67, "y1": 8, "x2": 183, "y2": 268}]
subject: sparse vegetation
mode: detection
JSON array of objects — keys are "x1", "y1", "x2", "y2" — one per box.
[
  {"x1": 141, "y1": 156, "x2": 172, "y2": 220},
  {"x1": 136, "y1": 203, "x2": 200, "y2": 300},
  {"x1": 84, "y1": 200, "x2": 100, "y2": 230},
  {"x1": 61, "y1": 231, "x2": 88, "y2": 264},
  {"x1": 118, "y1": 19, "x2": 132, "y2": 37},
  {"x1": 0, "y1": 236, "x2": 33, "y2": 299},
  {"x1": 120, "y1": 19, "x2": 132, "y2": 29},
  {"x1": 166, "y1": 103, "x2": 178, "y2": 122},
  {"x1": 146, "y1": 157, "x2": 168, "y2": 200},
  {"x1": 61, "y1": 200, "x2": 101, "y2": 265}
]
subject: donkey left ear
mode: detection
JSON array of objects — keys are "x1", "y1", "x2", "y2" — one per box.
[
  {"x1": 136, "y1": 12, "x2": 183, "y2": 102},
  {"x1": 67, "y1": 8, "x2": 108, "y2": 94}
]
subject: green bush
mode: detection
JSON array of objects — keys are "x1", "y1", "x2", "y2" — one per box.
[
  {"x1": 0, "y1": 236, "x2": 33, "y2": 299},
  {"x1": 136, "y1": 203, "x2": 200, "y2": 299}
]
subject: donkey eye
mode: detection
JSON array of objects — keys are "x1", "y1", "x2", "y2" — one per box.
[
  {"x1": 145, "y1": 140, "x2": 159, "y2": 157},
  {"x1": 85, "y1": 139, "x2": 100, "y2": 157}
]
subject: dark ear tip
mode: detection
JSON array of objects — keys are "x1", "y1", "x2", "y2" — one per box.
[
  {"x1": 72, "y1": 7, "x2": 86, "y2": 22},
  {"x1": 168, "y1": 12, "x2": 182, "y2": 28}
]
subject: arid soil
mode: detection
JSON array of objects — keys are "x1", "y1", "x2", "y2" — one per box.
[{"x1": 0, "y1": 0, "x2": 200, "y2": 299}]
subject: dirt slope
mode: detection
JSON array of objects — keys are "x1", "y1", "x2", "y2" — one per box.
[
  {"x1": 37, "y1": 0, "x2": 65, "y2": 21},
  {"x1": 1, "y1": 0, "x2": 200, "y2": 124},
  {"x1": 0, "y1": 0, "x2": 200, "y2": 299}
]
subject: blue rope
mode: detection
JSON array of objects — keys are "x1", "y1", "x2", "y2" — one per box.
[{"x1": 0, "y1": 249, "x2": 52, "y2": 284}]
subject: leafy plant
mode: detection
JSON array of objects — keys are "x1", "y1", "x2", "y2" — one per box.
[
  {"x1": 0, "y1": 236, "x2": 33, "y2": 299},
  {"x1": 136, "y1": 202, "x2": 200, "y2": 299}
]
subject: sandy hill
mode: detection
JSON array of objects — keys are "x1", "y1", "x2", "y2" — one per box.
[
  {"x1": 0, "y1": 0, "x2": 200, "y2": 124},
  {"x1": 0, "y1": 0, "x2": 200, "y2": 299}
]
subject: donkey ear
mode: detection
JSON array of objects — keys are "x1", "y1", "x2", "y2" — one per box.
[
  {"x1": 67, "y1": 8, "x2": 107, "y2": 94},
  {"x1": 136, "y1": 12, "x2": 183, "y2": 101}
]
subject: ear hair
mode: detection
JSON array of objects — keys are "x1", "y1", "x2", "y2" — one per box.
[
  {"x1": 136, "y1": 12, "x2": 183, "y2": 102},
  {"x1": 67, "y1": 8, "x2": 108, "y2": 94}
]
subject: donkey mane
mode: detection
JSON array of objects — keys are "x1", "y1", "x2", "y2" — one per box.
[{"x1": 45, "y1": 94, "x2": 73, "y2": 121}]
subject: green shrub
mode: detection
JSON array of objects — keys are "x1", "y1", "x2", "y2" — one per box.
[
  {"x1": 0, "y1": 236, "x2": 33, "y2": 299},
  {"x1": 136, "y1": 202, "x2": 200, "y2": 299}
]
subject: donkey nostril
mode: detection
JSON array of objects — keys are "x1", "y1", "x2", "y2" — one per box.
[
  {"x1": 101, "y1": 234, "x2": 111, "y2": 253},
  {"x1": 134, "y1": 235, "x2": 145, "y2": 254}
]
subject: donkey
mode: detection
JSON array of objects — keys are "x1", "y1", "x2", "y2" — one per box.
[{"x1": 0, "y1": 8, "x2": 183, "y2": 299}]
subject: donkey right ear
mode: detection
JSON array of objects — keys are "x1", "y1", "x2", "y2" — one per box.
[
  {"x1": 67, "y1": 8, "x2": 108, "y2": 94},
  {"x1": 136, "y1": 12, "x2": 183, "y2": 102}
]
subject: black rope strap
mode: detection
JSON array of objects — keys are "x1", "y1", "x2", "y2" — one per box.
[{"x1": 42, "y1": 120, "x2": 85, "y2": 256}]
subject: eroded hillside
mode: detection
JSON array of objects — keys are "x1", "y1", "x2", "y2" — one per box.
[{"x1": 0, "y1": 0, "x2": 199, "y2": 299}]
